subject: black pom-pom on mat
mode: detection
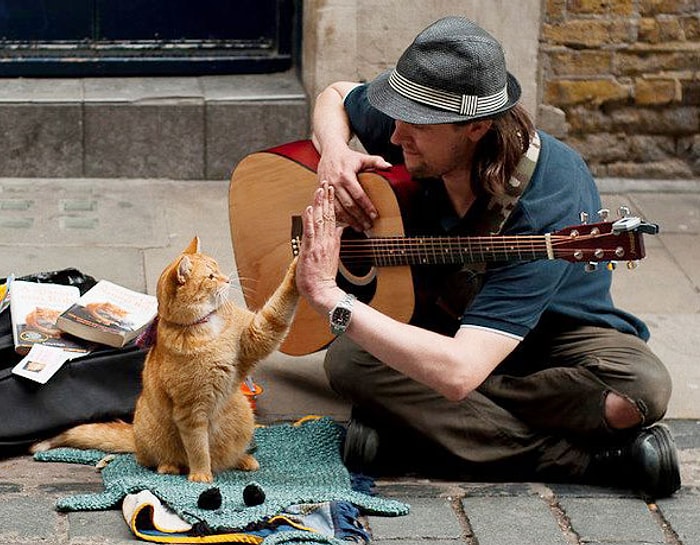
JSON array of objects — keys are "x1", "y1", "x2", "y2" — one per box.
[
  {"x1": 243, "y1": 483, "x2": 265, "y2": 506},
  {"x1": 197, "y1": 487, "x2": 222, "y2": 510}
]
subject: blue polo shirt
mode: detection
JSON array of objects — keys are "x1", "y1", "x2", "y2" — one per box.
[{"x1": 344, "y1": 84, "x2": 649, "y2": 341}]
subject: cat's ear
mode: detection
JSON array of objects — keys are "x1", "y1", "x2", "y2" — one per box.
[
  {"x1": 184, "y1": 236, "x2": 201, "y2": 255},
  {"x1": 176, "y1": 255, "x2": 193, "y2": 284}
]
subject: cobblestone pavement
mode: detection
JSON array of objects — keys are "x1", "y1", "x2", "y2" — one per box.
[{"x1": 0, "y1": 420, "x2": 697, "y2": 545}]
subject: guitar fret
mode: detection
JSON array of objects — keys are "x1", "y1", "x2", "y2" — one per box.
[
  {"x1": 418, "y1": 237, "x2": 428, "y2": 265},
  {"x1": 465, "y1": 237, "x2": 474, "y2": 263}
]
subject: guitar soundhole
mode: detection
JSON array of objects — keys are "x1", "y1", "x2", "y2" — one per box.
[{"x1": 337, "y1": 228, "x2": 377, "y2": 304}]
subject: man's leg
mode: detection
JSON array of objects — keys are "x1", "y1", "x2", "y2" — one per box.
[
  {"x1": 479, "y1": 324, "x2": 672, "y2": 441},
  {"x1": 325, "y1": 328, "x2": 680, "y2": 497},
  {"x1": 324, "y1": 335, "x2": 588, "y2": 480}
]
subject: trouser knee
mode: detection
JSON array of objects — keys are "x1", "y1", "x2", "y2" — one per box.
[
  {"x1": 323, "y1": 336, "x2": 378, "y2": 402},
  {"x1": 625, "y1": 353, "x2": 672, "y2": 425}
]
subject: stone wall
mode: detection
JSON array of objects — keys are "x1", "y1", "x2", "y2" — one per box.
[
  {"x1": 302, "y1": 0, "x2": 541, "y2": 124},
  {"x1": 538, "y1": 0, "x2": 699, "y2": 179}
]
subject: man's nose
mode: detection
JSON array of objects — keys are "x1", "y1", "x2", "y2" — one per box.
[{"x1": 390, "y1": 121, "x2": 407, "y2": 145}]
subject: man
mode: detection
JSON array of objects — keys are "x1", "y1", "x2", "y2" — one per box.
[{"x1": 294, "y1": 16, "x2": 680, "y2": 498}]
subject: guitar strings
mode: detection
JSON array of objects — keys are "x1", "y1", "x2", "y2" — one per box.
[{"x1": 337, "y1": 233, "x2": 615, "y2": 263}]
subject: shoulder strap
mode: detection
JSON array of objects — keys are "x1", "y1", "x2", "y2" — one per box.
[{"x1": 473, "y1": 131, "x2": 541, "y2": 235}]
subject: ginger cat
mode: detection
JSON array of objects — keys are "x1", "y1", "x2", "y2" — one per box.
[{"x1": 32, "y1": 236, "x2": 299, "y2": 483}]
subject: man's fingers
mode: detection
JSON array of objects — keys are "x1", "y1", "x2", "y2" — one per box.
[
  {"x1": 303, "y1": 205, "x2": 315, "y2": 241},
  {"x1": 364, "y1": 154, "x2": 392, "y2": 171},
  {"x1": 331, "y1": 180, "x2": 374, "y2": 231}
]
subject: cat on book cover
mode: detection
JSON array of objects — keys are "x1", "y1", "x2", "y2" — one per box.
[
  {"x1": 84, "y1": 301, "x2": 132, "y2": 330},
  {"x1": 33, "y1": 236, "x2": 299, "y2": 483},
  {"x1": 24, "y1": 307, "x2": 62, "y2": 338}
]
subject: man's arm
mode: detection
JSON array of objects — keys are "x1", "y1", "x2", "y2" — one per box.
[{"x1": 311, "y1": 82, "x2": 391, "y2": 231}]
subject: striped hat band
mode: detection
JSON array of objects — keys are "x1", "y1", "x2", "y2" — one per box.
[{"x1": 388, "y1": 69, "x2": 509, "y2": 118}]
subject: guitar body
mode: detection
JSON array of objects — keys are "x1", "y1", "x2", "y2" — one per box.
[{"x1": 229, "y1": 140, "x2": 417, "y2": 356}]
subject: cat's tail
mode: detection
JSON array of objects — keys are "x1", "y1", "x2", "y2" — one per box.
[{"x1": 30, "y1": 421, "x2": 135, "y2": 454}]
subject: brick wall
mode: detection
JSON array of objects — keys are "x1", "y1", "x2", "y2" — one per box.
[{"x1": 538, "y1": 0, "x2": 699, "y2": 179}]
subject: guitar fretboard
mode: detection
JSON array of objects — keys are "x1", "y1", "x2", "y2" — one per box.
[{"x1": 341, "y1": 235, "x2": 553, "y2": 266}]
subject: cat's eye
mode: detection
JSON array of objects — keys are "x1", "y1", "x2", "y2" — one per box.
[{"x1": 209, "y1": 273, "x2": 215, "y2": 280}]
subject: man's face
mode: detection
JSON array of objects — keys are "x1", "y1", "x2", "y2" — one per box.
[{"x1": 389, "y1": 120, "x2": 474, "y2": 180}]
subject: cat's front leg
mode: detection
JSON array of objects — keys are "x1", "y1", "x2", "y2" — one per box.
[
  {"x1": 174, "y1": 408, "x2": 214, "y2": 482},
  {"x1": 183, "y1": 433, "x2": 213, "y2": 482},
  {"x1": 238, "y1": 258, "x2": 299, "y2": 374}
]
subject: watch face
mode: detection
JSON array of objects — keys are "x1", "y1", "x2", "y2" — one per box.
[{"x1": 332, "y1": 307, "x2": 352, "y2": 325}]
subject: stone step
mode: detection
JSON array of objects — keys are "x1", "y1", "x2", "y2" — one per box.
[{"x1": 0, "y1": 71, "x2": 309, "y2": 180}]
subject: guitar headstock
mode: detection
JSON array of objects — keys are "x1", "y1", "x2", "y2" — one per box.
[{"x1": 551, "y1": 215, "x2": 659, "y2": 270}]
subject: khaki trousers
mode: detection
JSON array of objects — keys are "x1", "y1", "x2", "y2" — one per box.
[{"x1": 324, "y1": 323, "x2": 671, "y2": 480}]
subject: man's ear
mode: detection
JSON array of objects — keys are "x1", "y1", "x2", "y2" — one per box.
[{"x1": 463, "y1": 119, "x2": 493, "y2": 143}]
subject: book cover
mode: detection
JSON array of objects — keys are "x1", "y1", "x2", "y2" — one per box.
[
  {"x1": 9, "y1": 280, "x2": 90, "y2": 355},
  {"x1": 56, "y1": 280, "x2": 157, "y2": 348}
]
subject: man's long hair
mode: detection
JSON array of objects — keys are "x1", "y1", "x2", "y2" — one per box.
[{"x1": 472, "y1": 104, "x2": 535, "y2": 197}]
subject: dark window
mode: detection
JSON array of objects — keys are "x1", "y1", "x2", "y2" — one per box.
[{"x1": 0, "y1": 0, "x2": 299, "y2": 76}]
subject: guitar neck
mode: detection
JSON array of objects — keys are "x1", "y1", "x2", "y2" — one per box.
[{"x1": 342, "y1": 234, "x2": 552, "y2": 267}]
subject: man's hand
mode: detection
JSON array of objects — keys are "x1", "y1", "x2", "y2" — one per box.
[
  {"x1": 316, "y1": 147, "x2": 391, "y2": 232},
  {"x1": 295, "y1": 182, "x2": 345, "y2": 313}
]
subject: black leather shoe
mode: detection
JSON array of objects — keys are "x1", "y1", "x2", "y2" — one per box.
[
  {"x1": 342, "y1": 418, "x2": 380, "y2": 473},
  {"x1": 588, "y1": 424, "x2": 681, "y2": 499}
]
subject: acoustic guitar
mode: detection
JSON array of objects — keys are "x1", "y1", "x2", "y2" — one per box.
[{"x1": 229, "y1": 140, "x2": 658, "y2": 356}]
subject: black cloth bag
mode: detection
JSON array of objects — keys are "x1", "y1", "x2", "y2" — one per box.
[{"x1": 0, "y1": 269, "x2": 147, "y2": 453}]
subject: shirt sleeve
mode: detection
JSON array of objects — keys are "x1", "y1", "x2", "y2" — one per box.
[{"x1": 344, "y1": 85, "x2": 404, "y2": 164}]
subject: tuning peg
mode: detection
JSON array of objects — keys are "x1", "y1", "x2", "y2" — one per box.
[
  {"x1": 580, "y1": 212, "x2": 589, "y2": 224},
  {"x1": 598, "y1": 208, "x2": 610, "y2": 221},
  {"x1": 626, "y1": 260, "x2": 639, "y2": 270},
  {"x1": 606, "y1": 261, "x2": 617, "y2": 271},
  {"x1": 585, "y1": 262, "x2": 598, "y2": 272},
  {"x1": 617, "y1": 206, "x2": 631, "y2": 218}
]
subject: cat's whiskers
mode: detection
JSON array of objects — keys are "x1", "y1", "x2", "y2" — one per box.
[{"x1": 229, "y1": 271, "x2": 257, "y2": 302}]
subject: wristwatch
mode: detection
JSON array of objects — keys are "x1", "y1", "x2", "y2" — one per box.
[{"x1": 329, "y1": 293, "x2": 356, "y2": 336}]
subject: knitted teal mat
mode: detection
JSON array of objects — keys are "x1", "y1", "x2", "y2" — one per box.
[{"x1": 34, "y1": 417, "x2": 409, "y2": 531}]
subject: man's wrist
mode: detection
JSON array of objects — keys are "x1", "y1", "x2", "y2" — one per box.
[{"x1": 329, "y1": 293, "x2": 356, "y2": 336}]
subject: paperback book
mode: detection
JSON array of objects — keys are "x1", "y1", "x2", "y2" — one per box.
[
  {"x1": 57, "y1": 280, "x2": 157, "y2": 348},
  {"x1": 9, "y1": 280, "x2": 91, "y2": 355}
]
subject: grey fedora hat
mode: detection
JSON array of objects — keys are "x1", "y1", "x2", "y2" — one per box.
[{"x1": 367, "y1": 16, "x2": 521, "y2": 124}]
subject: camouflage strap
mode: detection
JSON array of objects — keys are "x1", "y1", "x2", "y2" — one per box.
[{"x1": 475, "y1": 130, "x2": 542, "y2": 235}]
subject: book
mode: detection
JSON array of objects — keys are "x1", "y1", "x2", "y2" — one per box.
[
  {"x1": 9, "y1": 280, "x2": 91, "y2": 355},
  {"x1": 56, "y1": 280, "x2": 157, "y2": 348}
]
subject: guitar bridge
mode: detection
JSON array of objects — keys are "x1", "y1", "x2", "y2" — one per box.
[{"x1": 291, "y1": 215, "x2": 303, "y2": 256}]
